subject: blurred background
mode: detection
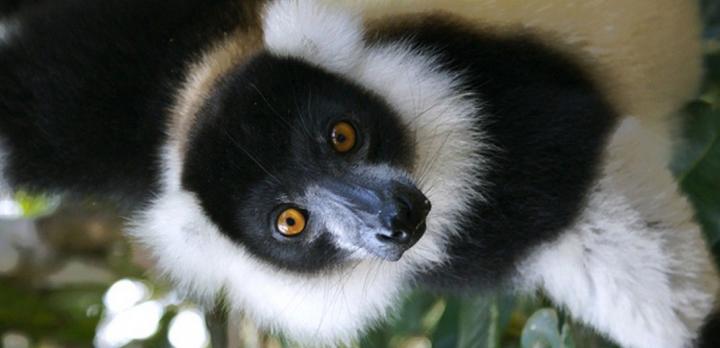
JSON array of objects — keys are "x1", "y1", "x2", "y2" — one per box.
[{"x1": 1, "y1": 1, "x2": 719, "y2": 347}]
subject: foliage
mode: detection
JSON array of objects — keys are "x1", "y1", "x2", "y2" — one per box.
[
  {"x1": 0, "y1": 283, "x2": 106, "y2": 345},
  {"x1": 14, "y1": 191, "x2": 59, "y2": 218}
]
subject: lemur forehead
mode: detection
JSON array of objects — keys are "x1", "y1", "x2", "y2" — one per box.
[
  {"x1": 262, "y1": 0, "x2": 365, "y2": 74},
  {"x1": 168, "y1": 29, "x2": 263, "y2": 159}
]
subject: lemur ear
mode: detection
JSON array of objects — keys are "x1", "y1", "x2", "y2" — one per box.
[{"x1": 261, "y1": 0, "x2": 364, "y2": 74}]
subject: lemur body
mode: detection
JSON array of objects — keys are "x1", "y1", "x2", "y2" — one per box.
[{"x1": 0, "y1": 1, "x2": 717, "y2": 347}]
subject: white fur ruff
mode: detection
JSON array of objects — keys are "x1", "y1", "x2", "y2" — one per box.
[
  {"x1": 519, "y1": 118, "x2": 719, "y2": 348},
  {"x1": 131, "y1": 0, "x2": 486, "y2": 345}
]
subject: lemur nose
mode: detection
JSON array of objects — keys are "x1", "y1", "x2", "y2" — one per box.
[{"x1": 377, "y1": 185, "x2": 431, "y2": 246}]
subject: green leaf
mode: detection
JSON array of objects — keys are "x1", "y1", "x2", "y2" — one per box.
[
  {"x1": 13, "y1": 191, "x2": 59, "y2": 218},
  {"x1": 672, "y1": 101, "x2": 720, "y2": 251},
  {"x1": 394, "y1": 291, "x2": 439, "y2": 334},
  {"x1": 0, "y1": 283, "x2": 104, "y2": 344},
  {"x1": 704, "y1": 52, "x2": 720, "y2": 88},
  {"x1": 431, "y1": 298, "x2": 460, "y2": 348},
  {"x1": 560, "y1": 323, "x2": 575, "y2": 348},
  {"x1": 520, "y1": 308, "x2": 563, "y2": 348},
  {"x1": 701, "y1": 0, "x2": 720, "y2": 38},
  {"x1": 456, "y1": 293, "x2": 516, "y2": 348},
  {"x1": 359, "y1": 291, "x2": 438, "y2": 348},
  {"x1": 567, "y1": 324, "x2": 621, "y2": 348}
]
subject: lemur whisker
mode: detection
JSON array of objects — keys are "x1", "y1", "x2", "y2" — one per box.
[
  {"x1": 406, "y1": 97, "x2": 446, "y2": 127},
  {"x1": 416, "y1": 131, "x2": 454, "y2": 189},
  {"x1": 248, "y1": 82, "x2": 298, "y2": 133},
  {"x1": 288, "y1": 69, "x2": 314, "y2": 138},
  {"x1": 222, "y1": 129, "x2": 281, "y2": 184},
  {"x1": 294, "y1": 93, "x2": 314, "y2": 139}
]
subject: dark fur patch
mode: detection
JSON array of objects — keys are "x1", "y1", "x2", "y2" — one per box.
[
  {"x1": 366, "y1": 15, "x2": 618, "y2": 291},
  {"x1": 0, "y1": 0, "x2": 263, "y2": 203},
  {"x1": 0, "y1": 0, "x2": 45, "y2": 17},
  {"x1": 698, "y1": 310, "x2": 720, "y2": 348}
]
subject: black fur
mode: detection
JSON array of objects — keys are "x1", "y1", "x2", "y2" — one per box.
[
  {"x1": 0, "y1": 0, "x2": 262, "y2": 202},
  {"x1": 699, "y1": 310, "x2": 720, "y2": 348},
  {"x1": 0, "y1": 0, "x2": 45, "y2": 17},
  {"x1": 365, "y1": 16, "x2": 618, "y2": 290}
]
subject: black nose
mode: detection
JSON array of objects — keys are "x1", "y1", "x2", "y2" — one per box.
[{"x1": 377, "y1": 185, "x2": 431, "y2": 246}]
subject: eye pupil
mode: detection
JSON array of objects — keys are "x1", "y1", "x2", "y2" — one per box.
[
  {"x1": 286, "y1": 217, "x2": 296, "y2": 226},
  {"x1": 336, "y1": 134, "x2": 346, "y2": 143}
]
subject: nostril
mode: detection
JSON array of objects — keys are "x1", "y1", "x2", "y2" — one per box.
[
  {"x1": 375, "y1": 229, "x2": 411, "y2": 245},
  {"x1": 376, "y1": 233, "x2": 392, "y2": 242},
  {"x1": 391, "y1": 229, "x2": 411, "y2": 243}
]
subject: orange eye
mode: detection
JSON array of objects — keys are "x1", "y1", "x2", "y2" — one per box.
[
  {"x1": 330, "y1": 121, "x2": 357, "y2": 153},
  {"x1": 276, "y1": 208, "x2": 306, "y2": 236}
]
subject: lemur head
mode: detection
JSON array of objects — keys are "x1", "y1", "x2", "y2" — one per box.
[
  {"x1": 183, "y1": 52, "x2": 431, "y2": 270},
  {"x1": 133, "y1": 0, "x2": 484, "y2": 344}
]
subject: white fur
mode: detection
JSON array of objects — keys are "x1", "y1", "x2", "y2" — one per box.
[
  {"x1": 132, "y1": 0, "x2": 486, "y2": 344},
  {"x1": 519, "y1": 117, "x2": 719, "y2": 348},
  {"x1": 262, "y1": 0, "x2": 364, "y2": 74}
]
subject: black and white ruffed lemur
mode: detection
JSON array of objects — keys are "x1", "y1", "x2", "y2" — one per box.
[{"x1": 0, "y1": 0, "x2": 718, "y2": 347}]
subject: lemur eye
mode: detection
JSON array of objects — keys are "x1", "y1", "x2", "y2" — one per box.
[
  {"x1": 276, "y1": 207, "x2": 307, "y2": 236},
  {"x1": 330, "y1": 121, "x2": 357, "y2": 153}
]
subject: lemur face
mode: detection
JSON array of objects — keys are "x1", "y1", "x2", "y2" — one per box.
[{"x1": 182, "y1": 53, "x2": 430, "y2": 273}]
